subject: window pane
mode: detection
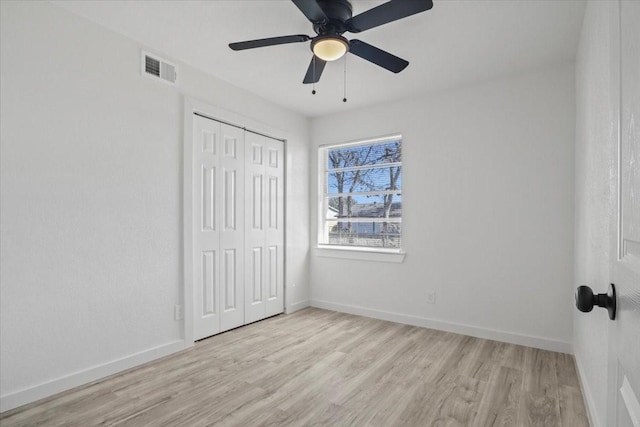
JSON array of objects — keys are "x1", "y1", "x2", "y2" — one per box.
[
  {"x1": 327, "y1": 222, "x2": 402, "y2": 248},
  {"x1": 321, "y1": 137, "x2": 403, "y2": 249},
  {"x1": 327, "y1": 140, "x2": 401, "y2": 170},
  {"x1": 327, "y1": 166, "x2": 402, "y2": 194},
  {"x1": 326, "y1": 195, "x2": 402, "y2": 219}
]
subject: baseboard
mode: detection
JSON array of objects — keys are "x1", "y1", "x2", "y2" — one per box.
[
  {"x1": 574, "y1": 353, "x2": 601, "y2": 427},
  {"x1": 310, "y1": 299, "x2": 572, "y2": 354},
  {"x1": 286, "y1": 299, "x2": 310, "y2": 314},
  {"x1": 0, "y1": 340, "x2": 186, "y2": 413}
]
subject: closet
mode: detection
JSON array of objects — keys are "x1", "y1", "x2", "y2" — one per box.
[{"x1": 192, "y1": 114, "x2": 284, "y2": 340}]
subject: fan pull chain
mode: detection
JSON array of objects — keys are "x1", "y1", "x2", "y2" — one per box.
[
  {"x1": 343, "y1": 55, "x2": 347, "y2": 103},
  {"x1": 312, "y1": 56, "x2": 317, "y2": 95}
]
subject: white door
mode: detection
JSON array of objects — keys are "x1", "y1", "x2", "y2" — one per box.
[
  {"x1": 264, "y1": 137, "x2": 284, "y2": 317},
  {"x1": 244, "y1": 131, "x2": 267, "y2": 324},
  {"x1": 218, "y1": 123, "x2": 245, "y2": 332},
  {"x1": 193, "y1": 115, "x2": 222, "y2": 340},
  {"x1": 244, "y1": 132, "x2": 284, "y2": 323},
  {"x1": 193, "y1": 116, "x2": 245, "y2": 339},
  {"x1": 608, "y1": 2, "x2": 640, "y2": 426}
]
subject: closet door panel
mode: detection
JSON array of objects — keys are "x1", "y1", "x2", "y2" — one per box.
[
  {"x1": 265, "y1": 139, "x2": 284, "y2": 317},
  {"x1": 193, "y1": 116, "x2": 221, "y2": 340},
  {"x1": 219, "y1": 123, "x2": 245, "y2": 333},
  {"x1": 244, "y1": 132, "x2": 267, "y2": 323}
]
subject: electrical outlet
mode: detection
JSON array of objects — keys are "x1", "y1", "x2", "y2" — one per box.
[
  {"x1": 174, "y1": 304, "x2": 184, "y2": 320},
  {"x1": 426, "y1": 291, "x2": 436, "y2": 304}
]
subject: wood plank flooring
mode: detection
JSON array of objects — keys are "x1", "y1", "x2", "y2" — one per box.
[{"x1": 0, "y1": 308, "x2": 589, "y2": 426}]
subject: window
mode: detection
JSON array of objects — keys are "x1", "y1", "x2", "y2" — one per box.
[{"x1": 318, "y1": 135, "x2": 402, "y2": 250}]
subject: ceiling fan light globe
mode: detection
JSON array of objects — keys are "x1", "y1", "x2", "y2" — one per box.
[{"x1": 312, "y1": 36, "x2": 349, "y2": 61}]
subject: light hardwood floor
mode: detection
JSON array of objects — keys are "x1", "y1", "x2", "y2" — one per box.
[{"x1": 1, "y1": 308, "x2": 589, "y2": 426}]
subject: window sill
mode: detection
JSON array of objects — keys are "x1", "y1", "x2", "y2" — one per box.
[{"x1": 314, "y1": 245, "x2": 406, "y2": 263}]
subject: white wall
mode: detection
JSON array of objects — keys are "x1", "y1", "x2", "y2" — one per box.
[
  {"x1": 574, "y1": 2, "x2": 619, "y2": 426},
  {"x1": 310, "y1": 63, "x2": 576, "y2": 352},
  {"x1": 0, "y1": 0, "x2": 309, "y2": 411}
]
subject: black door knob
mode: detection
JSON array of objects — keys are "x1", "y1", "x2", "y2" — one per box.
[{"x1": 575, "y1": 283, "x2": 616, "y2": 320}]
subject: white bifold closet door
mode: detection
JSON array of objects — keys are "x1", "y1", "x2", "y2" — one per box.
[
  {"x1": 193, "y1": 114, "x2": 283, "y2": 341},
  {"x1": 244, "y1": 131, "x2": 284, "y2": 324}
]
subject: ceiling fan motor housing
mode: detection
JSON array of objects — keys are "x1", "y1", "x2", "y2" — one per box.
[{"x1": 313, "y1": 0, "x2": 353, "y2": 35}]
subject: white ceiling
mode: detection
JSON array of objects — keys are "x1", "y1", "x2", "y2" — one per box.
[{"x1": 51, "y1": 0, "x2": 586, "y2": 118}]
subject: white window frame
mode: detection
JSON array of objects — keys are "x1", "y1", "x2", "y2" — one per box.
[{"x1": 316, "y1": 134, "x2": 406, "y2": 263}]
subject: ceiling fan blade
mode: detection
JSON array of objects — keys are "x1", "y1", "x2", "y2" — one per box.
[
  {"x1": 291, "y1": 0, "x2": 328, "y2": 24},
  {"x1": 229, "y1": 35, "x2": 310, "y2": 51},
  {"x1": 303, "y1": 56, "x2": 327, "y2": 84},
  {"x1": 349, "y1": 39, "x2": 409, "y2": 73},
  {"x1": 347, "y1": 0, "x2": 433, "y2": 33}
]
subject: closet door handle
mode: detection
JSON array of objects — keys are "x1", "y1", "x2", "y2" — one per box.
[{"x1": 575, "y1": 283, "x2": 616, "y2": 320}]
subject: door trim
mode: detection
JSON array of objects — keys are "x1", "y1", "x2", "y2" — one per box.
[{"x1": 183, "y1": 97, "x2": 288, "y2": 346}]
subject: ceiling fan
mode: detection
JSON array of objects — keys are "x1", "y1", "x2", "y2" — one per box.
[{"x1": 229, "y1": 0, "x2": 434, "y2": 85}]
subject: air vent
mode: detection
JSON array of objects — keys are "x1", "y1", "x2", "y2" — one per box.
[{"x1": 141, "y1": 51, "x2": 177, "y2": 85}]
